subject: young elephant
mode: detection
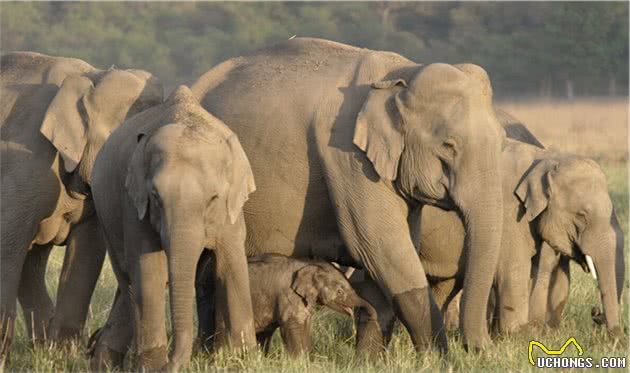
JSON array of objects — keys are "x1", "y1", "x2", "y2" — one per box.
[
  {"x1": 354, "y1": 139, "x2": 625, "y2": 348},
  {"x1": 89, "y1": 86, "x2": 257, "y2": 371},
  {"x1": 197, "y1": 255, "x2": 377, "y2": 356}
]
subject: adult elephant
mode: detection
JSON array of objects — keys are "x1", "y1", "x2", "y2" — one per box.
[
  {"x1": 0, "y1": 52, "x2": 162, "y2": 357},
  {"x1": 359, "y1": 140, "x2": 625, "y2": 342},
  {"x1": 192, "y1": 37, "x2": 507, "y2": 351}
]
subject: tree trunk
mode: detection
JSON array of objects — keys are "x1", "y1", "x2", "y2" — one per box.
[
  {"x1": 565, "y1": 79, "x2": 574, "y2": 100},
  {"x1": 608, "y1": 76, "x2": 617, "y2": 96}
]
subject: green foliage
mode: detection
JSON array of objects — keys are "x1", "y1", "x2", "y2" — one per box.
[{"x1": 1, "y1": 2, "x2": 627, "y2": 97}]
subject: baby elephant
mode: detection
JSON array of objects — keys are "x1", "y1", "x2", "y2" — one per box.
[{"x1": 198, "y1": 255, "x2": 377, "y2": 356}]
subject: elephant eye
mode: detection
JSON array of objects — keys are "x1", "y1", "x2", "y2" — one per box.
[
  {"x1": 442, "y1": 139, "x2": 458, "y2": 159},
  {"x1": 576, "y1": 211, "x2": 588, "y2": 228},
  {"x1": 206, "y1": 194, "x2": 219, "y2": 208}
]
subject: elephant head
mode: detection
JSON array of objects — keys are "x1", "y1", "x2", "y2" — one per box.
[
  {"x1": 353, "y1": 63, "x2": 504, "y2": 347},
  {"x1": 292, "y1": 262, "x2": 377, "y2": 320},
  {"x1": 40, "y1": 68, "x2": 163, "y2": 190},
  {"x1": 125, "y1": 86, "x2": 256, "y2": 364},
  {"x1": 516, "y1": 156, "x2": 625, "y2": 337}
]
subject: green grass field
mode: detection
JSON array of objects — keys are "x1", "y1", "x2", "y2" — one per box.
[{"x1": 6, "y1": 99, "x2": 630, "y2": 372}]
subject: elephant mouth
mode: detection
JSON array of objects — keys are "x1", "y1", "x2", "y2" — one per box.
[
  {"x1": 571, "y1": 244, "x2": 598, "y2": 280},
  {"x1": 330, "y1": 302, "x2": 354, "y2": 317}
]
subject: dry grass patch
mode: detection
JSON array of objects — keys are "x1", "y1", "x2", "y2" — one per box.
[{"x1": 498, "y1": 98, "x2": 628, "y2": 163}]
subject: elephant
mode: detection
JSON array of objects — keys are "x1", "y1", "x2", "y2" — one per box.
[
  {"x1": 0, "y1": 51, "x2": 162, "y2": 357},
  {"x1": 190, "y1": 37, "x2": 529, "y2": 352},
  {"x1": 197, "y1": 254, "x2": 377, "y2": 356},
  {"x1": 88, "y1": 86, "x2": 257, "y2": 371},
  {"x1": 351, "y1": 138, "x2": 625, "y2": 347}
]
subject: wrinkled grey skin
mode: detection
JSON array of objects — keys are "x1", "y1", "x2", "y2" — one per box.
[
  {"x1": 192, "y1": 37, "x2": 508, "y2": 352},
  {"x1": 353, "y1": 139, "x2": 625, "y2": 347},
  {"x1": 0, "y1": 52, "x2": 162, "y2": 358},
  {"x1": 198, "y1": 255, "x2": 377, "y2": 356},
  {"x1": 89, "y1": 86, "x2": 256, "y2": 372}
]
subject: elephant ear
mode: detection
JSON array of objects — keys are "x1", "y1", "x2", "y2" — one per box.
[
  {"x1": 353, "y1": 79, "x2": 407, "y2": 181},
  {"x1": 40, "y1": 75, "x2": 94, "y2": 172},
  {"x1": 125, "y1": 133, "x2": 150, "y2": 220},
  {"x1": 291, "y1": 265, "x2": 320, "y2": 306},
  {"x1": 226, "y1": 134, "x2": 256, "y2": 224},
  {"x1": 82, "y1": 70, "x2": 146, "y2": 133},
  {"x1": 495, "y1": 108, "x2": 545, "y2": 149},
  {"x1": 515, "y1": 159, "x2": 558, "y2": 221}
]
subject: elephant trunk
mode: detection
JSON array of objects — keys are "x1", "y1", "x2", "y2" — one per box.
[
  {"x1": 585, "y1": 213, "x2": 625, "y2": 337},
  {"x1": 347, "y1": 292, "x2": 378, "y2": 321},
  {"x1": 456, "y1": 170, "x2": 503, "y2": 349},
  {"x1": 165, "y1": 225, "x2": 204, "y2": 370}
]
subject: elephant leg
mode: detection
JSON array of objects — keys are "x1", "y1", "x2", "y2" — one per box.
[
  {"x1": 390, "y1": 280, "x2": 445, "y2": 353},
  {"x1": 495, "y1": 262, "x2": 532, "y2": 334},
  {"x1": 431, "y1": 279, "x2": 462, "y2": 332},
  {"x1": 18, "y1": 243, "x2": 54, "y2": 342},
  {"x1": 256, "y1": 328, "x2": 276, "y2": 355},
  {"x1": 280, "y1": 320, "x2": 311, "y2": 357},
  {"x1": 547, "y1": 256, "x2": 570, "y2": 328},
  {"x1": 354, "y1": 277, "x2": 396, "y2": 357},
  {"x1": 89, "y1": 288, "x2": 133, "y2": 371},
  {"x1": 0, "y1": 246, "x2": 27, "y2": 361},
  {"x1": 195, "y1": 249, "x2": 216, "y2": 351},
  {"x1": 213, "y1": 220, "x2": 256, "y2": 351},
  {"x1": 431, "y1": 279, "x2": 461, "y2": 315},
  {"x1": 49, "y1": 217, "x2": 106, "y2": 341},
  {"x1": 132, "y1": 250, "x2": 168, "y2": 370},
  {"x1": 487, "y1": 285, "x2": 499, "y2": 334},
  {"x1": 529, "y1": 242, "x2": 559, "y2": 326}
]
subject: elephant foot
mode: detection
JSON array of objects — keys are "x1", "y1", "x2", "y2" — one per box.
[
  {"x1": 499, "y1": 324, "x2": 534, "y2": 340},
  {"x1": 462, "y1": 328, "x2": 492, "y2": 353},
  {"x1": 392, "y1": 287, "x2": 448, "y2": 354},
  {"x1": 22, "y1": 313, "x2": 52, "y2": 345},
  {"x1": 87, "y1": 328, "x2": 126, "y2": 371},
  {"x1": 528, "y1": 319, "x2": 546, "y2": 329},
  {"x1": 463, "y1": 335, "x2": 491, "y2": 353},
  {"x1": 196, "y1": 333, "x2": 217, "y2": 353},
  {"x1": 607, "y1": 326, "x2": 626, "y2": 340},
  {"x1": 163, "y1": 360, "x2": 182, "y2": 373},
  {"x1": 49, "y1": 324, "x2": 82, "y2": 343},
  {"x1": 137, "y1": 345, "x2": 168, "y2": 372},
  {"x1": 89, "y1": 344, "x2": 126, "y2": 372},
  {"x1": 0, "y1": 315, "x2": 14, "y2": 363}
]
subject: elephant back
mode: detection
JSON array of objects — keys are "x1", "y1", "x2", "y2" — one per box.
[{"x1": 1, "y1": 51, "x2": 94, "y2": 86}]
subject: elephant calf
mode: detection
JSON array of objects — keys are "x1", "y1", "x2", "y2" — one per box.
[
  {"x1": 198, "y1": 255, "x2": 377, "y2": 356},
  {"x1": 89, "y1": 85, "x2": 257, "y2": 372}
]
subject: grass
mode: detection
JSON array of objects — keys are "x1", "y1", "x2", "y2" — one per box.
[
  {"x1": 7, "y1": 98, "x2": 630, "y2": 372},
  {"x1": 498, "y1": 98, "x2": 629, "y2": 163}
]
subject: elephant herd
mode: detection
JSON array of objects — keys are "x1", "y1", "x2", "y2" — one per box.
[{"x1": 0, "y1": 38, "x2": 625, "y2": 371}]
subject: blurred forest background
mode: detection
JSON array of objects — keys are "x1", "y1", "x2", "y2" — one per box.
[{"x1": 1, "y1": 2, "x2": 628, "y2": 98}]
